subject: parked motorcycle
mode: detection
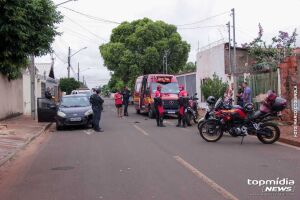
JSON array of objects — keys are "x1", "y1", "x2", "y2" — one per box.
[
  {"x1": 198, "y1": 91, "x2": 287, "y2": 144},
  {"x1": 198, "y1": 96, "x2": 242, "y2": 137},
  {"x1": 184, "y1": 93, "x2": 199, "y2": 126}
]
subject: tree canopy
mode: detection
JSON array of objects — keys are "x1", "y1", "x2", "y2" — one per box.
[
  {"x1": 180, "y1": 61, "x2": 196, "y2": 73},
  {"x1": 242, "y1": 24, "x2": 297, "y2": 71},
  {"x1": 0, "y1": 0, "x2": 62, "y2": 80},
  {"x1": 59, "y1": 78, "x2": 81, "y2": 95},
  {"x1": 201, "y1": 73, "x2": 228, "y2": 100},
  {"x1": 100, "y1": 18, "x2": 190, "y2": 89}
]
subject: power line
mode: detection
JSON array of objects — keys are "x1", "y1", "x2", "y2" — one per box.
[
  {"x1": 176, "y1": 11, "x2": 230, "y2": 27},
  {"x1": 178, "y1": 24, "x2": 225, "y2": 30},
  {"x1": 61, "y1": 6, "x2": 120, "y2": 25},
  {"x1": 53, "y1": 51, "x2": 67, "y2": 63},
  {"x1": 64, "y1": 15, "x2": 107, "y2": 42},
  {"x1": 62, "y1": 26, "x2": 101, "y2": 44}
]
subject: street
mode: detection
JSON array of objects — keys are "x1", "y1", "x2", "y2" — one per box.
[{"x1": 0, "y1": 99, "x2": 299, "y2": 200}]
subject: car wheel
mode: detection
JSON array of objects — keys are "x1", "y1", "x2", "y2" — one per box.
[
  {"x1": 56, "y1": 122, "x2": 63, "y2": 131},
  {"x1": 148, "y1": 108, "x2": 155, "y2": 119}
]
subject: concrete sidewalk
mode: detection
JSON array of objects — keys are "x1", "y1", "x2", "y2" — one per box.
[
  {"x1": 0, "y1": 115, "x2": 51, "y2": 166},
  {"x1": 279, "y1": 125, "x2": 300, "y2": 147}
]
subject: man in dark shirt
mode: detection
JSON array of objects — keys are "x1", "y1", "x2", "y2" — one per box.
[
  {"x1": 90, "y1": 89, "x2": 104, "y2": 132},
  {"x1": 45, "y1": 87, "x2": 52, "y2": 100},
  {"x1": 122, "y1": 86, "x2": 131, "y2": 116}
]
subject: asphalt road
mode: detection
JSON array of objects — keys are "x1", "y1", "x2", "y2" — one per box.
[{"x1": 0, "y1": 99, "x2": 299, "y2": 200}]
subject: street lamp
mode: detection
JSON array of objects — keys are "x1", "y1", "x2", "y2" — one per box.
[
  {"x1": 71, "y1": 46, "x2": 87, "y2": 58},
  {"x1": 68, "y1": 46, "x2": 87, "y2": 78},
  {"x1": 56, "y1": 0, "x2": 78, "y2": 7}
]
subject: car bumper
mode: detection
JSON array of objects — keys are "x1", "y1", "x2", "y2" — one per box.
[{"x1": 56, "y1": 115, "x2": 92, "y2": 126}]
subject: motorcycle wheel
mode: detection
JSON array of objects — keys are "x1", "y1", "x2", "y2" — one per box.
[
  {"x1": 197, "y1": 119, "x2": 205, "y2": 131},
  {"x1": 256, "y1": 122, "x2": 280, "y2": 144},
  {"x1": 185, "y1": 113, "x2": 192, "y2": 126},
  {"x1": 199, "y1": 119, "x2": 223, "y2": 142}
]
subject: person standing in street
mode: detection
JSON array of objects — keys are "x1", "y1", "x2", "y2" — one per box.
[
  {"x1": 122, "y1": 86, "x2": 131, "y2": 116},
  {"x1": 177, "y1": 85, "x2": 188, "y2": 128},
  {"x1": 154, "y1": 85, "x2": 165, "y2": 127},
  {"x1": 114, "y1": 90, "x2": 123, "y2": 117},
  {"x1": 90, "y1": 88, "x2": 104, "y2": 132},
  {"x1": 242, "y1": 82, "x2": 252, "y2": 104}
]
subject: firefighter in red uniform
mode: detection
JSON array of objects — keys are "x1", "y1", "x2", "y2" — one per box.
[
  {"x1": 177, "y1": 85, "x2": 188, "y2": 127},
  {"x1": 154, "y1": 85, "x2": 165, "y2": 127}
]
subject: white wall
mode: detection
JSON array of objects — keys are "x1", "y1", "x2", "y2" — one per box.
[
  {"x1": 196, "y1": 43, "x2": 228, "y2": 106},
  {"x1": 23, "y1": 72, "x2": 31, "y2": 115},
  {"x1": 0, "y1": 74, "x2": 23, "y2": 120},
  {"x1": 22, "y1": 72, "x2": 44, "y2": 116}
]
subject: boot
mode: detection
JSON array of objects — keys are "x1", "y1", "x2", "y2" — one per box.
[
  {"x1": 176, "y1": 116, "x2": 182, "y2": 127},
  {"x1": 159, "y1": 117, "x2": 165, "y2": 127},
  {"x1": 182, "y1": 118, "x2": 187, "y2": 128},
  {"x1": 156, "y1": 117, "x2": 160, "y2": 127}
]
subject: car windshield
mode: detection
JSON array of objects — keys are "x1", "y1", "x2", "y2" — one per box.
[
  {"x1": 60, "y1": 96, "x2": 90, "y2": 107},
  {"x1": 152, "y1": 82, "x2": 179, "y2": 94}
]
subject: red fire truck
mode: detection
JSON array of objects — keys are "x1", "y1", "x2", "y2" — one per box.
[{"x1": 134, "y1": 74, "x2": 179, "y2": 118}]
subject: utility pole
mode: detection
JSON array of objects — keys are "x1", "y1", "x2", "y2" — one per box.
[
  {"x1": 164, "y1": 50, "x2": 170, "y2": 74},
  {"x1": 30, "y1": 55, "x2": 36, "y2": 120},
  {"x1": 231, "y1": 8, "x2": 238, "y2": 101},
  {"x1": 68, "y1": 47, "x2": 71, "y2": 78},
  {"x1": 77, "y1": 62, "x2": 80, "y2": 81},
  {"x1": 227, "y1": 21, "x2": 232, "y2": 74},
  {"x1": 83, "y1": 76, "x2": 85, "y2": 85}
]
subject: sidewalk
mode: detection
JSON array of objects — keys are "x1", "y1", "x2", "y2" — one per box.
[
  {"x1": 0, "y1": 115, "x2": 51, "y2": 166},
  {"x1": 278, "y1": 125, "x2": 300, "y2": 147}
]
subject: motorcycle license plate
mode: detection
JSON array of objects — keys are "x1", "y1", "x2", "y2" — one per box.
[{"x1": 168, "y1": 110, "x2": 176, "y2": 114}]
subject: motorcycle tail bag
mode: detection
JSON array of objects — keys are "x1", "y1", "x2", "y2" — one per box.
[{"x1": 271, "y1": 97, "x2": 287, "y2": 111}]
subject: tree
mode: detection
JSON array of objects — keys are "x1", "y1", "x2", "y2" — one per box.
[
  {"x1": 107, "y1": 73, "x2": 125, "y2": 92},
  {"x1": 100, "y1": 18, "x2": 190, "y2": 89},
  {"x1": 101, "y1": 84, "x2": 110, "y2": 97},
  {"x1": 59, "y1": 78, "x2": 80, "y2": 95},
  {"x1": 241, "y1": 24, "x2": 297, "y2": 71},
  {"x1": 0, "y1": 0, "x2": 62, "y2": 80},
  {"x1": 180, "y1": 61, "x2": 196, "y2": 73},
  {"x1": 201, "y1": 73, "x2": 228, "y2": 100}
]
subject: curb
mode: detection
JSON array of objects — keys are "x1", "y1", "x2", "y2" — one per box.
[
  {"x1": 279, "y1": 137, "x2": 300, "y2": 147},
  {"x1": 0, "y1": 122, "x2": 52, "y2": 167}
]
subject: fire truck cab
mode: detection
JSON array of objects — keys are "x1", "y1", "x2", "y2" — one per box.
[{"x1": 134, "y1": 74, "x2": 179, "y2": 118}]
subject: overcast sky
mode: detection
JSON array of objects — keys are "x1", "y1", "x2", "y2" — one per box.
[{"x1": 36, "y1": 0, "x2": 300, "y2": 88}]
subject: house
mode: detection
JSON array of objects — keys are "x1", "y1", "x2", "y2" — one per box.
[
  {"x1": 196, "y1": 42, "x2": 259, "y2": 107},
  {"x1": 22, "y1": 62, "x2": 59, "y2": 116}
]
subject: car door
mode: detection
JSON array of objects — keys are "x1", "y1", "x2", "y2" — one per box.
[{"x1": 37, "y1": 98, "x2": 57, "y2": 122}]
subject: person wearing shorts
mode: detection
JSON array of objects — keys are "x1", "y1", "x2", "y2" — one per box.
[{"x1": 114, "y1": 90, "x2": 123, "y2": 117}]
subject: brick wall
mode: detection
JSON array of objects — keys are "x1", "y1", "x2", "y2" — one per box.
[{"x1": 279, "y1": 54, "x2": 300, "y2": 123}]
